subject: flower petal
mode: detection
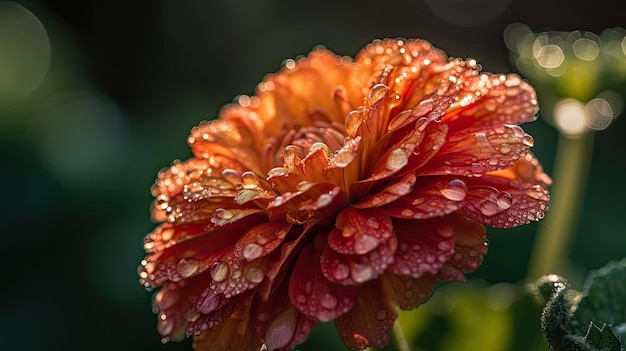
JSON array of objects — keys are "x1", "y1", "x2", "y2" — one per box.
[
  {"x1": 441, "y1": 73, "x2": 538, "y2": 131},
  {"x1": 327, "y1": 207, "x2": 393, "y2": 255},
  {"x1": 441, "y1": 213, "x2": 488, "y2": 279},
  {"x1": 289, "y1": 244, "x2": 357, "y2": 322},
  {"x1": 192, "y1": 297, "x2": 263, "y2": 351},
  {"x1": 389, "y1": 217, "x2": 456, "y2": 278},
  {"x1": 321, "y1": 235, "x2": 397, "y2": 286},
  {"x1": 381, "y1": 177, "x2": 467, "y2": 219},
  {"x1": 254, "y1": 287, "x2": 316, "y2": 351},
  {"x1": 380, "y1": 272, "x2": 437, "y2": 310},
  {"x1": 420, "y1": 123, "x2": 535, "y2": 177},
  {"x1": 335, "y1": 281, "x2": 398, "y2": 349},
  {"x1": 459, "y1": 153, "x2": 551, "y2": 227}
]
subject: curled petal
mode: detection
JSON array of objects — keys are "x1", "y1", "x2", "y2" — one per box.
[{"x1": 335, "y1": 281, "x2": 398, "y2": 350}]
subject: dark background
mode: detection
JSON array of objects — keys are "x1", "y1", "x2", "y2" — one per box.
[{"x1": 1, "y1": 1, "x2": 625, "y2": 350}]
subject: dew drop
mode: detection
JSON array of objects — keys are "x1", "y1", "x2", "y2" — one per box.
[
  {"x1": 240, "y1": 171, "x2": 260, "y2": 189},
  {"x1": 176, "y1": 258, "x2": 200, "y2": 278},
  {"x1": 375, "y1": 308, "x2": 388, "y2": 321},
  {"x1": 484, "y1": 239, "x2": 490, "y2": 247},
  {"x1": 354, "y1": 235, "x2": 378, "y2": 255},
  {"x1": 496, "y1": 192, "x2": 513, "y2": 210},
  {"x1": 386, "y1": 149, "x2": 409, "y2": 171},
  {"x1": 367, "y1": 84, "x2": 389, "y2": 106},
  {"x1": 333, "y1": 147, "x2": 356, "y2": 168},
  {"x1": 471, "y1": 163, "x2": 486, "y2": 175},
  {"x1": 214, "y1": 208, "x2": 234, "y2": 220},
  {"x1": 244, "y1": 267, "x2": 264, "y2": 283},
  {"x1": 157, "y1": 314, "x2": 174, "y2": 336},
  {"x1": 210, "y1": 261, "x2": 229, "y2": 282},
  {"x1": 351, "y1": 263, "x2": 374, "y2": 283},
  {"x1": 333, "y1": 263, "x2": 350, "y2": 281},
  {"x1": 479, "y1": 201, "x2": 500, "y2": 216},
  {"x1": 499, "y1": 143, "x2": 512, "y2": 154},
  {"x1": 309, "y1": 142, "x2": 333, "y2": 158},
  {"x1": 320, "y1": 294, "x2": 338, "y2": 309},
  {"x1": 295, "y1": 294, "x2": 307, "y2": 304},
  {"x1": 439, "y1": 179, "x2": 467, "y2": 201},
  {"x1": 345, "y1": 110, "x2": 363, "y2": 137},
  {"x1": 242, "y1": 243, "x2": 264, "y2": 261}
]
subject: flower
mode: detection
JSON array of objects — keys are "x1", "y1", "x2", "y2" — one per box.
[{"x1": 138, "y1": 38, "x2": 551, "y2": 351}]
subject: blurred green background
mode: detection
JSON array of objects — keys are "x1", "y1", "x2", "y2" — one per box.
[{"x1": 1, "y1": 1, "x2": 625, "y2": 350}]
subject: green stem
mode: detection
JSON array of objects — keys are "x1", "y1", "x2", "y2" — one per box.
[
  {"x1": 527, "y1": 131, "x2": 594, "y2": 279},
  {"x1": 366, "y1": 321, "x2": 411, "y2": 351}
]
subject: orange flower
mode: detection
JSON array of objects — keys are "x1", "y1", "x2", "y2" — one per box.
[{"x1": 138, "y1": 38, "x2": 551, "y2": 351}]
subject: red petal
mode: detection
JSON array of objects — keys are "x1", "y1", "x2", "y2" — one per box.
[
  {"x1": 380, "y1": 272, "x2": 437, "y2": 310},
  {"x1": 459, "y1": 153, "x2": 551, "y2": 227},
  {"x1": 353, "y1": 173, "x2": 416, "y2": 209},
  {"x1": 335, "y1": 281, "x2": 398, "y2": 349},
  {"x1": 381, "y1": 177, "x2": 467, "y2": 219},
  {"x1": 192, "y1": 297, "x2": 263, "y2": 351},
  {"x1": 327, "y1": 207, "x2": 393, "y2": 255},
  {"x1": 320, "y1": 235, "x2": 397, "y2": 286},
  {"x1": 289, "y1": 244, "x2": 357, "y2": 322},
  {"x1": 420, "y1": 124, "x2": 534, "y2": 177},
  {"x1": 389, "y1": 217, "x2": 456, "y2": 278},
  {"x1": 441, "y1": 73, "x2": 538, "y2": 132},
  {"x1": 254, "y1": 286, "x2": 317, "y2": 351},
  {"x1": 443, "y1": 213, "x2": 488, "y2": 277}
]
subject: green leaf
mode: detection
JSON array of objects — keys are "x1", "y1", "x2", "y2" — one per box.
[
  {"x1": 584, "y1": 322, "x2": 623, "y2": 351},
  {"x1": 571, "y1": 258, "x2": 626, "y2": 342}
]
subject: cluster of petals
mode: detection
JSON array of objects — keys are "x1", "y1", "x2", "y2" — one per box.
[{"x1": 138, "y1": 38, "x2": 551, "y2": 351}]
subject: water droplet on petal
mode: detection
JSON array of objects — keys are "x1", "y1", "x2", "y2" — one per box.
[
  {"x1": 320, "y1": 294, "x2": 338, "y2": 309},
  {"x1": 439, "y1": 179, "x2": 467, "y2": 201},
  {"x1": 484, "y1": 239, "x2": 490, "y2": 247},
  {"x1": 499, "y1": 143, "x2": 512, "y2": 154},
  {"x1": 479, "y1": 201, "x2": 500, "y2": 216},
  {"x1": 210, "y1": 261, "x2": 229, "y2": 282},
  {"x1": 244, "y1": 267, "x2": 264, "y2": 283},
  {"x1": 157, "y1": 313, "x2": 174, "y2": 336},
  {"x1": 333, "y1": 263, "x2": 350, "y2": 281},
  {"x1": 375, "y1": 308, "x2": 387, "y2": 321},
  {"x1": 386, "y1": 149, "x2": 409, "y2": 171},
  {"x1": 240, "y1": 171, "x2": 260, "y2": 189},
  {"x1": 176, "y1": 258, "x2": 200, "y2": 278},
  {"x1": 309, "y1": 142, "x2": 333, "y2": 158},
  {"x1": 345, "y1": 110, "x2": 363, "y2": 137},
  {"x1": 333, "y1": 148, "x2": 356, "y2": 167},
  {"x1": 367, "y1": 84, "x2": 389, "y2": 106},
  {"x1": 354, "y1": 235, "x2": 378, "y2": 255},
  {"x1": 242, "y1": 243, "x2": 263, "y2": 261},
  {"x1": 351, "y1": 263, "x2": 374, "y2": 283},
  {"x1": 496, "y1": 192, "x2": 513, "y2": 210},
  {"x1": 471, "y1": 163, "x2": 486, "y2": 175}
]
